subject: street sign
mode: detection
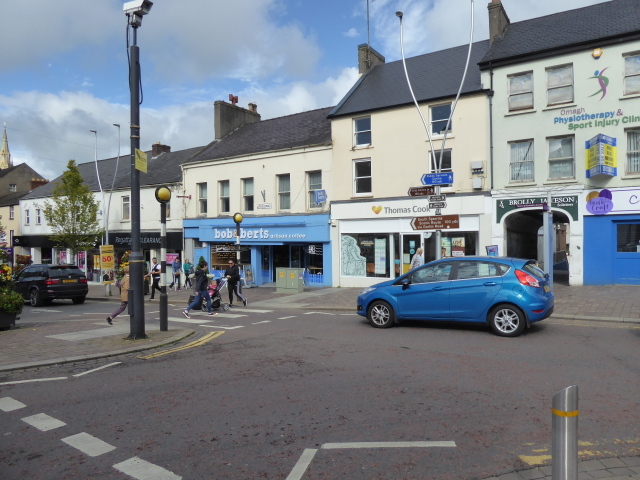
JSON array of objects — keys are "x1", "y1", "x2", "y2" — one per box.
[
  {"x1": 408, "y1": 186, "x2": 436, "y2": 196},
  {"x1": 410, "y1": 215, "x2": 460, "y2": 230},
  {"x1": 421, "y1": 172, "x2": 454, "y2": 185},
  {"x1": 429, "y1": 195, "x2": 446, "y2": 202},
  {"x1": 429, "y1": 202, "x2": 447, "y2": 209},
  {"x1": 314, "y1": 189, "x2": 327, "y2": 204}
]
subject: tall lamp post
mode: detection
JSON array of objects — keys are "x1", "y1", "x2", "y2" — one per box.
[
  {"x1": 124, "y1": 0, "x2": 153, "y2": 339},
  {"x1": 89, "y1": 129, "x2": 111, "y2": 294},
  {"x1": 155, "y1": 186, "x2": 171, "y2": 331},
  {"x1": 233, "y1": 212, "x2": 243, "y2": 291}
]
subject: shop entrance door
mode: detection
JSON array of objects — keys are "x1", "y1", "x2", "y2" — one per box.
[{"x1": 402, "y1": 234, "x2": 422, "y2": 275}]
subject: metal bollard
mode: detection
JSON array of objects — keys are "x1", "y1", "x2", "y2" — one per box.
[{"x1": 552, "y1": 385, "x2": 579, "y2": 480}]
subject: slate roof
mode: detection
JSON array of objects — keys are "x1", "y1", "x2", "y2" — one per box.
[
  {"x1": 0, "y1": 190, "x2": 30, "y2": 207},
  {"x1": 22, "y1": 146, "x2": 205, "y2": 200},
  {"x1": 186, "y1": 107, "x2": 333, "y2": 164},
  {"x1": 328, "y1": 40, "x2": 490, "y2": 118},
  {"x1": 479, "y1": 0, "x2": 640, "y2": 67}
]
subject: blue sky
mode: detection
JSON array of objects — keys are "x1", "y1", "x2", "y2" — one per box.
[{"x1": 0, "y1": 0, "x2": 603, "y2": 180}]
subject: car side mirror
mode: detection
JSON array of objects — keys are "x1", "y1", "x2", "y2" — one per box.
[{"x1": 400, "y1": 277, "x2": 411, "y2": 290}]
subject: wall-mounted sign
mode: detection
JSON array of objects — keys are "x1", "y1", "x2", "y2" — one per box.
[
  {"x1": 421, "y1": 172, "x2": 453, "y2": 185},
  {"x1": 408, "y1": 186, "x2": 436, "y2": 196},
  {"x1": 410, "y1": 215, "x2": 460, "y2": 230},
  {"x1": 496, "y1": 196, "x2": 579, "y2": 223},
  {"x1": 585, "y1": 134, "x2": 617, "y2": 178},
  {"x1": 314, "y1": 190, "x2": 327, "y2": 204},
  {"x1": 257, "y1": 203, "x2": 272, "y2": 209}
]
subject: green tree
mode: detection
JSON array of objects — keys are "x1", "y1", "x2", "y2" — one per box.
[{"x1": 42, "y1": 160, "x2": 103, "y2": 262}]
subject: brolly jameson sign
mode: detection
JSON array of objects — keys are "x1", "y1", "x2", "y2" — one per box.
[{"x1": 410, "y1": 215, "x2": 460, "y2": 230}]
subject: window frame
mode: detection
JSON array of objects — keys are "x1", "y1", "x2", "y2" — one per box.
[
  {"x1": 36, "y1": 208, "x2": 41, "y2": 225},
  {"x1": 509, "y1": 140, "x2": 535, "y2": 183},
  {"x1": 219, "y1": 180, "x2": 230, "y2": 214},
  {"x1": 122, "y1": 195, "x2": 130, "y2": 221},
  {"x1": 277, "y1": 174, "x2": 291, "y2": 211},
  {"x1": 429, "y1": 149, "x2": 453, "y2": 187},
  {"x1": 307, "y1": 170, "x2": 322, "y2": 209},
  {"x1": 242, "y1": 178, "x2": 254, "y2": 212},
  {"x1": 548, "y1": 136, "x2": 575, "y2": 180},
  {"x1": 546, "y1": 64, "x2": 574, "y2": 106},
  {"x1": 9, "y1": 184, "x2": 16, "y2": 192},
  {"x1": 624, "y1": 52, "x2": 640, "y2": 96},
  {"x1": 430, "y1": 103, "x2": 452, "y2": 136},
  {"x1": 25, "y1": 208, "x2": 30, "y2": 225},
  {"x1": 626, "y1": 129, "x2": 640, "y2": 174},
  {"x1": 508, "y1": 71, "x2": 534, "y2": 111},
  {"x1": 197, "y1": 182, "x2": 208, "y2": 215},
  {"x1": 353, "y1": 116, "x2": 372, "y2": 147},
  {"x1": 353, "y1": 158, "x2": 372, "y2": 196},
  {"x1": 9, "y1": 205, "x2": 14, "y2": 220}
]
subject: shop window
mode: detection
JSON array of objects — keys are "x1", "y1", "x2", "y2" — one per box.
[
  {"x1": 626, "y1": 129, "x2": 640, "y2": 173},
  {"x1": 430, "y1": 103, "x2": 452, "y2": 135},
  {"x1": 430, "y1": 149, "x2": 452, "y2": 187},
  {"x1": 546, "y1": 65, "x2": 573, "y2": 106},
  {"x1": 197, "y1": 183, "x2": 207, "y2": 215},
  {"x1": 354, "y1": 116, "x2": 371, "y2": 147},
  {"x1": 624, "y1": 53, "x2": 640, "y2": 96},
  {"x1": 219, "y1": 180, "x2": 230, "y2": 213},
  {"x1": 353, "y1": 159, "x2": 372, "y2": 195},
  {"x1": 438, "y1": 232, "x2": 477, "y2": 259},
  {"x1": 122, "y1": 196, "x2": 130, "y2": 221},
  {"x1": 508, "y1": 72, "x2": 533, "y2": 111},
  {"x1": 509, "y1": 140, "x2": 534, "y2": 182},
  {"x1": 617, "y1": 223, "x2": 640, "y2": 252},
  {"x1": 278, "y1": 174, "x2": 290, "y2": 210},
  {"x1": 548, "y1": 136, "x2": 574, "y2": 179},
  {"x1": 341, "y1": 233, "x2": 391, "y2": 277},
  {"x1": 243, "y1": 178, "x2": 254, "y2": 211},
  {"x1": 308, "y1": 170, "x2": 322, "y2": 208}
]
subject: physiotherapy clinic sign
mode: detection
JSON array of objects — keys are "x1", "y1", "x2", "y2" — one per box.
[
  {"x1": 496, "y1": 196, "x2": 579, "y2": 223},
  {"x1": 553, "y1": 107, "x2": 640, "y2": 131},
  {"x1": 585, "y1": 134, "x2": 617, "y2": 178}
]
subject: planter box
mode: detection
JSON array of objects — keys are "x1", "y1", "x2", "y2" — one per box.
[{"x1": 0, "y1": 310, "x2": 17, "y2": 330}]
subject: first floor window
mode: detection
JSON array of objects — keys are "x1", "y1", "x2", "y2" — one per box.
[
  {"x1": 25, "y1": 209, "x2": 29, "y2": 225},
  {"x1": 197, "y1": 183, "x2": 207, "y2": 215},
  {"x1": 278, "y1": 174, "x2": 290, "y2": 210},
  {"x1": 509, "y1": 140, "x2": 534, "y2": 182},
  {"x1": 243, "y1": 178, "x2": 254, "y2": 211},
  {"x1": 624, "y1": 53, "x2": 640, "y2": 95},
  {"x1": 122, "y1": 196, "x2": 130, "y2": 220},
  {"x1": 9, "y1": 205, "x2": 14, "y2": 220},
  {"x1": 617, "y1": 223, "x2": 640, "y2": 252},
  {"x1": 354, "y1": 159, "x2": 372, "y2": 195},
  {"x1": 354, "y1": 116, "x2": 371, "y2": 146},
  {"x1": 508, "y1": 72, "x2": 534, "y2": 111},
  {"x1": 627, "y1": 129, "x2": 640, "y2": 173},
  {"x1": 308, "y1": 170, "x2": 322, "y2": 208},
  {"x1": 36, "y1": 209, "x2": 41, "y2": 224},
  {"x1": 430, "y1": 103, "x2": 452, "y2": 135},
  {"x1": 219, "y1": 180, "x2": 230, "y2": 213},
  {"x1": 548, "y1": 136, "x2": 574, "y2": 179},
  {"x1": 547, "y1": 65, "x2": 573, "y2": 106},
  {"x1": 430, "y1": 149, "x2": 452, "y2": 187}
]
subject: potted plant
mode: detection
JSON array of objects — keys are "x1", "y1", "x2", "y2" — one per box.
[{"x1": 0, "y1": 267, "x2": 23, "y2": 330}]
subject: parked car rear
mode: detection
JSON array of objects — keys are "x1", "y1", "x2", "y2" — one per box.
[{"x1": 14, "y1": 264, "x2": 89, "y2": 307}]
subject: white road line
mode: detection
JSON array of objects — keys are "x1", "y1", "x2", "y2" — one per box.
[
  {"x1": 322, "y1": 441, "x2": 457, "y2": 449},
  {"x1": 303, "y1": 311, "x2": 334, "y2": 315},
  {"x1": 30, "y1": 309, "x2": 63, "y2": 313},
  {"x1": 61, "y1": 432, "x2": 116, "y2": 457},
  {"x1": 0, "y1": 377, "x2": 67, "y2": 386},
  {"x1": 285, "y1": 448, "x2": 318, "y2": 480},
  {"x1": 167, "y1": 317, "x2": 215, "y2": 324},
  {"x1": 73, "y1": 362, "x2": 121, "y2": 377},
  {"x1": 252, "y1": 321, "x2": 271, "y2": 324},
  {"x1": 21, "y1": 413, "x2": 66, "y2": 431},
  {"x1": 200, "y1": 324, "x2": 244, "y2": 330},
  {"x1": 113, "y1": 456, "x2": 182, "y2": 480},
  {"x1": 0, "y1": 397, "x2": 26, "y2": 411},
  {"x1": 278, "y1": 316, "x2": 297, "y2": 319},
  {"x1": 236, "y1": 308, "x2": 272, "y2": 313}
]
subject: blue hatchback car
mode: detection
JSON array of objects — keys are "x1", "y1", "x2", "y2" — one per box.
[{"x1": 356, "y1": 256, "x2": 554, "y2": 337}]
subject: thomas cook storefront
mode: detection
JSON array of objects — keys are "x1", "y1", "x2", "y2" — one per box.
[
  {"x1": 331, "y1": 195, "x2": 492, "y2": 288},
  {"x1": 183, "y1": 213, "x2": 332, "y2": 287}
]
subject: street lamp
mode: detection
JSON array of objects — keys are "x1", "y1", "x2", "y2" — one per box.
[
  {"x1": 124, "y1": 0, "x2": 152, "y2": 339},
  {"x1": 90, "y1": 129, "x2": 111, "y2": 295},
  {"x1": 233, "y1": 212, "x2": 243, "y2": 292},
  {"x1": 155, "y1": 185, "x2": 171, "y2": 331}
]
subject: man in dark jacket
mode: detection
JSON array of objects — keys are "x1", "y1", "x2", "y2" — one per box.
[
  {"x1": 224, "y1": 259, "x2": 247, "y2": 307},
  {"x1": 182, "y1": 261, "x2": 216, "y2": 318}
]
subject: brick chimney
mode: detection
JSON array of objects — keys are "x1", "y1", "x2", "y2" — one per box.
[
  {"x1": 488, "y1": 0, "x2": 510, "y2": 45},
  {"x1": 358, "y1": 44, "x2": 385, "y2": 75},
  {"x1": 151, "y1": 142, "x2": 171, "y2": 157},
  {"x1": 30, "y1": 178, "x2": 48, "y2": 191},
  {"x1": 214, "y1": 100, "x2": 261, "y2": 140}
]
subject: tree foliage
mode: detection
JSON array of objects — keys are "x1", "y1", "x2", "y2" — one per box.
[{"x1": 42, "y1": 160, "x2": 103, "y2": 259}]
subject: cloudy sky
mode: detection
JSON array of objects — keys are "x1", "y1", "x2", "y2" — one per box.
[{"x1": 0, "y1": 0, "x2": 604, "y2": 180}]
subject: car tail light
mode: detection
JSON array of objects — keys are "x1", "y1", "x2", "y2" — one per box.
[
  {"x1": 515, "y1": 269, "x2": 540, "y2": 288},
  {"x1": 45, "y1": 278, "x2": 60, "y2": 285},
  {"x1": 79, "y1": 278, "x2": 88, "y2": 284}
]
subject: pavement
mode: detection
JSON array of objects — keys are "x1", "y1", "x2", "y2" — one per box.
[{"x1": 1, "y1": 280, "x2": 639, "y2": 479}]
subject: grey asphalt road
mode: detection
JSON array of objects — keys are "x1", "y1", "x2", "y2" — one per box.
[{"x1": 1, "y1": 310, "x2": 639, "y2": 480}]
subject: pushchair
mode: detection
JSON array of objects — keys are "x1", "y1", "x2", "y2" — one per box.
[{"x1": 187, "y1": 277, "x2": 230, "y2": 312}]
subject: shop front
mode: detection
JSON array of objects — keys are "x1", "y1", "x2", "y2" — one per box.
[
  {"x1": 583, "y1": 187, "x2": 640, "y2": 285},
  {"x1": 331, "y1": 195, "x2": 491, "y2": 288},
  {"x1": 183, "y1": 214, "x2": 331, "y2": 287}
]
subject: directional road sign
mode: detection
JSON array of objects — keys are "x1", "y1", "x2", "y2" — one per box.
[
  {"x1": 408, "y1": 186, "x2": 436, "y2": 197},
  {"x1": 410, "y1": 215, "x2": 460, "y2": 231},
  {"x1": 429, "y1": 202, "x2": 447, "y2": 209},
  {"x1": 421, "y1": 172, "x2": 454, "y2": 185},
  {"x1": 429, "y1": 195, "x2": 446, "y2": 202}
]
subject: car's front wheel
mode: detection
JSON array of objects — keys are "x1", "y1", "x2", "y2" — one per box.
[
  {"x1": 29, "y1": 289, "x2": 44, "y2": 307},
  {"x1": 367, "y1": 300, "x2": 395, "y2": 328},
  {"x1": 488, "y1": 304, "x2": 526, "y2": 337},
  {"x1": 72, "y1": 296, "x2": 86, "y2": 304}
]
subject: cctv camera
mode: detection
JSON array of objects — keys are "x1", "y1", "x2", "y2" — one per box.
[{"x1": 123, "y1": 0, "x2": 153, "y2": 15}]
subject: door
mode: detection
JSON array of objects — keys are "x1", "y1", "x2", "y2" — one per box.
[
  {"x1": 395, "y1": 262, "x2": 454, "y2": 319},
  {"x1": 448, "y1": 260, "x2": 503, "y2": 321},
  {"x1": 402, "y1": 234, "x2": 422, "y2": 274}
]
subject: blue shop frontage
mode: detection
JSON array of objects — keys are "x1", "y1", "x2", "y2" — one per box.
[{"x1": 183, "y1": 213, "x2": 332, "y2": 287}]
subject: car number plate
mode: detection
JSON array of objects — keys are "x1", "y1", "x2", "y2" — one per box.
[
  {"x1": 63, "y1": 279, "x2": 76, "y2": 283},
  {"x1": 544, "y1": 285, "x2": 550, "y2": 292}
]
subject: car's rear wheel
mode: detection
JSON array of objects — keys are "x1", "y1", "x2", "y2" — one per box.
[
  {"x1": 72, "y1": 296, "x2": 86, "y2": 304},
  {"x1": 29, "y1": 289, "x2": 44, "y2": 307},
  {"x1": 488, "y1": 304, "x2": 526, "y2": 337},
  {"x1": 367, "y1": 300, "x2": 395, "y2": 328}
]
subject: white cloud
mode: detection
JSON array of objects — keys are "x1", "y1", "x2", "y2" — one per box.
[{"x1": 344, "y1": 27, "x2": 359, "y2": 38}]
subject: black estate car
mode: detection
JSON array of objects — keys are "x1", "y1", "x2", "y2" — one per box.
[{"x1": 14, "y1": 264, "x2": 89, "y2": 307}]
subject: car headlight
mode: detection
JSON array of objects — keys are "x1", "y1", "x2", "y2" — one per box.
[{"x1": 359, "y1": 286, "x2": 377, "y2": 296}]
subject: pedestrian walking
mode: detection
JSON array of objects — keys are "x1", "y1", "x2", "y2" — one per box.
[
  {"x1": 224, "y1": 259, "x2": 247, "y2": 307},
  {"x1": 169, "y1": 256, "x2": 182, "y2": 290},
  {"x1": 183, "y1": 259, "x2": 193, "y2": 288},
  {"x1": 410, "y1": 247, "x2": 424, "y2": 270},
  {"x1": 182, "y1": 261, "x2": 217, "y2": 318},
  {"x1": 146, "y1": 257, "x2": 161, "y2": 299},
  {"x1": 107, "y1": 266, "x2": 130, "y2": 325}
]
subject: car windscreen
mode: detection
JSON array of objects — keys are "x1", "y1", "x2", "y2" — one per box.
[
  {"x1": 522, "y1": 261, "x2": 545, "y2": 278},
  {"x1": 48, "y1": 266, "x2": 84, "y2": 278}
]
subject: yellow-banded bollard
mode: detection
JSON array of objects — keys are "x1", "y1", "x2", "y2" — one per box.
[{"x1": 552, "y1": 385, "x2": 578, "y2": 480}]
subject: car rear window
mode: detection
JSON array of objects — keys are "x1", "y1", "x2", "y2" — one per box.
[
  {"x1": 48, "y1": 266, "x2": 84, "y2": 278},
  {"x1": 522, "y1": 262, "x2": 545, "y2": 278}
]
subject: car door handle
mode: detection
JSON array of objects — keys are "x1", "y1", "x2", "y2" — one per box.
[
  {"x1": 483, "y1": 282, "x2": 498, "y2": 286},
  {"x1": 431, "y1": 286, "x2": 446, "y2": 291}
]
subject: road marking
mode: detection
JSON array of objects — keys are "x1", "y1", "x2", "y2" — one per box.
[
  {"x1": 73, "y1": 362, "x2": 121, "y2": 377},
  {"x1": 303, "y1": 311, "x2": 334, "y2": 315},
  {"x1": 237, "y1": 308, "x2": 272, "y2": 313},
  {"x1": 138, "y1": 331, "x2": 224, "y2": 359},
  {"x1": 200, "y1": 324, "x2": 244, "y2": 330},
  {"x1": 286, "y1": 448, "x2": 318, "y2": 480},
  {"x1": 168, "y1": 317, "x2": 217, "y2": 324},
  {"x1": 61, "y1": 432, "x2": 116, "y2": 457},
  {"x1": 0, "y1": 397, "x2": 26, "y2": 411},
  {"x1": 113, "y1": 456, "x2": 182, "y2": 480},
  {"x1": 278, "y1": 316, "x2": 297, "y2": 319},
  {"x1": 322, "y1": 441, "x2": 457, "y2": 449},
  {"x1": 30, "y1": 309, "x2": 63, "y2": 313},
  {"x1": 252, "y1": 321, "x2": 271, "y2": 324},
  {"x1": 0, "y1": 377, "x2": 67, "y2": 386},
  {"x1": 22, "y1": 413, "x2": 66, "y2": 431},
  {"x1": 546, "y1": 320, "x2": 640, "y2": 329}
]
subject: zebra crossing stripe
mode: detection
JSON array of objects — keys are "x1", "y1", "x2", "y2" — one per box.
[{"x1": 113, "y1": 456, "x2": 182, "y2": 480}]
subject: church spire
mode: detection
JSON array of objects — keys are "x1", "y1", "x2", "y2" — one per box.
[{"x1": 0, "y1": 123, "x2": 11, "y2": 170}]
